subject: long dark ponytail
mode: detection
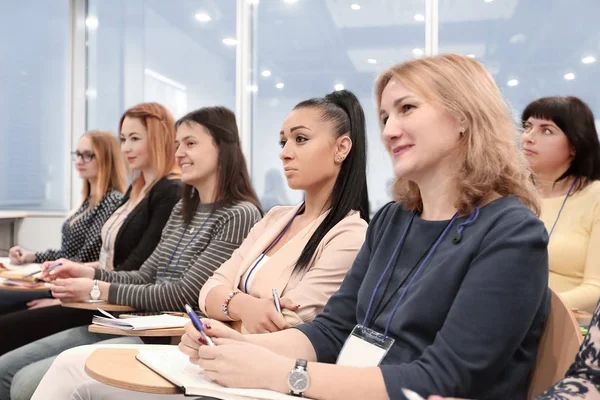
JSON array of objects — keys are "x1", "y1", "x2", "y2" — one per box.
[{"x1": 292, "y1": 90, "x2": 369, "y2": 274}]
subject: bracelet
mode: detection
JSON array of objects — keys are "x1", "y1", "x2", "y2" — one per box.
[{"x1": 221, "y1": 290, "x2": 241, "y2": 321}]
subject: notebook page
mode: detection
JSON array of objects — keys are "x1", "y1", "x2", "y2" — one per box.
[
  {"x1": 0, "y1": 258, "x2": 42, "y2": 272},
  {"x1": 92, "y1": 315, "x2": 189, "y2": 330},
  {"x1": 0, "y1": 277, "x2": 48, "y2": 288},
  {"x1": 136, "y1": 348, "x2": 304, "y2": 400}
]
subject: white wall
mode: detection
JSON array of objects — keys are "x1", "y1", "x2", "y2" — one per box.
[{"x1": 15, "y1": 215, "x2": 65, "y2": 251}]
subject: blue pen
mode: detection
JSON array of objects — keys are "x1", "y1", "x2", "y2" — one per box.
[
  {"x1": 184, "y1": 304, "x2": 215, "y2": 347},
  {"x1": 47, "y1": 262, "x2": 63, "y2": 273},
  {"x1": 22, "y1": 262, "x2": 62, "y2": 279}
]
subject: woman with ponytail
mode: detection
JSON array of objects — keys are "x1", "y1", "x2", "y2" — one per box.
[
  {"x1": 29, "y1": 89, "x2": 370, "y2": 400},
  {"x1": 198, "y1": 89, "x2": 369, "y2": 333}
]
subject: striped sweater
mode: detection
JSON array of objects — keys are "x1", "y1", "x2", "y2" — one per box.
[{"x1": 93, "y1": 200, "x2": 262, "y2": 311}]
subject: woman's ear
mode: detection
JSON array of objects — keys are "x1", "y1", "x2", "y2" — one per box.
[{"x1": 334, "y1": 135, "x2": 353, "y2": 164}]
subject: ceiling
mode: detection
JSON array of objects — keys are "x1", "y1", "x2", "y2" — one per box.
[{"x1": 142, "y1": 0, "x2": 600, "y2": 117}]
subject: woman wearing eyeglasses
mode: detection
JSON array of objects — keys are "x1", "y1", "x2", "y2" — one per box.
[
  {"x1": 1, "y1": 131, "x2": 127, "y2": 312},
  {"x1": 0, "y1": 102, "x2": 182, "y2": 357}
]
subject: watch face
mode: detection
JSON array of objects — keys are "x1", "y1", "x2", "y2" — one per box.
[{"x1": 288, "y1": 370, "x2": 309, "y2": 392}]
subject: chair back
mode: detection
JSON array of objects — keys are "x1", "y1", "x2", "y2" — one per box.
[{"x1": 527, "y1": 289, "x2": 583, "y2": 399}]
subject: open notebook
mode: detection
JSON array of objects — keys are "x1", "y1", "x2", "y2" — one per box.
[
  {"x1": 0, "y1": 277, "x2": 49, "y2": 288},
  {"x1": 0, "y1": 257, "x2": 42, "y2": 278},
  {"x1": 92, "y1": 310, "x2": 189, "y2": 331},
  {"x1": 136, "y1": 347, "x2": 305, "y2": 400}
]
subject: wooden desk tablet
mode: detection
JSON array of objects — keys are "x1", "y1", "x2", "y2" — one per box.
[
  {"x1": 88, "y1": 324, "x2": 185, "y2": 337},
  {"x1": 85, "y1": 348, "x2": 179, "y2": 394},
  {"x1": 61, "y1": 302, "x2": 136, "y2": 312}
]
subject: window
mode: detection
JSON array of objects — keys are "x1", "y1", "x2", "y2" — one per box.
[
  {"x1": 86, "y1": 0, "x2": 237, "y2": 131},
  {"x1": 0, "y1": 0, "x2": 71, "y2": 210},
  {"x1": 251, "y1": 0, "x2": 425, "y2": 213},
  {"x1": 439, "y1": 0, "x2": 600, "y2": 120}
]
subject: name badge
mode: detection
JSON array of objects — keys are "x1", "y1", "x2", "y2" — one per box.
[{"x1": 336, "y1": 325, "x2": 394, "y2": 367}]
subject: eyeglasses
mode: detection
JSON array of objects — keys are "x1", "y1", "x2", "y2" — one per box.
[{"x1": 71, "y1": 151, "x2": 95, "y2": 163}]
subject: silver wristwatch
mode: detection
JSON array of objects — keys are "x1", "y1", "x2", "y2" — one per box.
[
  {"x1": 287, "y1": 359, "x2": 309, "y2": 397},
  {"x1": 90, "y1": 279, "x2": 101, "y2": 301}
]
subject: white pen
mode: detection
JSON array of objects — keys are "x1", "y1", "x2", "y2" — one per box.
[
  {"x1": 272, "y1": 288, "x2": 282, "y2": 313},
  {"x1": 402, "y1": 388, "x2": 426, "y2": 400}
]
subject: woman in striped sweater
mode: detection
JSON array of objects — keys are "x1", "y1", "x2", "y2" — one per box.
[
  {"x1": 30, "y1": 89, "x2": 372, "y2": 400},
  {"x1": 0, "y1": 106, "x2": 262, "y2": 400}
]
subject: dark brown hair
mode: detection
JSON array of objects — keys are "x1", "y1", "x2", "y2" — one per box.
[
  {"x1": 291, "y1": 89, "x2": 369, "y2": 275},
  {"x1": 176, "y1": 106, "x2": 262, "y2": 223},
  {"x1": 522, "y1": 96, "x2": 600, "y2": 193}
]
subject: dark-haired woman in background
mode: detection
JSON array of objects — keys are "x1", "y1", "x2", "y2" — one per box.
[
  {"x1": 521, "y1": 96, "x2": 600, "y2": 313},
  {"x1": 2, "y1": 106, "x2": 263, "y2": 400},
  {"x1": 198, "y1": 89, "x2": 370, "y2": 333}
]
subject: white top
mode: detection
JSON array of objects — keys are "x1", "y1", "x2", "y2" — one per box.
[
  {"x1": 98, "y1": 201, "x2": 132, "y2": 270},
  {"x1": 239, "y1": 254, "x2": 271, "y2": 293}
]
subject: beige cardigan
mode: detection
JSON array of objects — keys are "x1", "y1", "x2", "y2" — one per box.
[{"x1": 198, "y1": 203, "x2": 367, "y2": 329}]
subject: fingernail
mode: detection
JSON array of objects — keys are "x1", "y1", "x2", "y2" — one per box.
[
  {"x1": 205, "y1": 323, "x2": 211, "y2": 329},
  {"x1": 198, "y1": 337, "x2": 206, "y2": 344}
]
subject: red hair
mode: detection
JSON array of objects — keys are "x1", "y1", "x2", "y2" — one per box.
[{"x1": 119, "y1": 102, "x2": 180, "y2": 202}]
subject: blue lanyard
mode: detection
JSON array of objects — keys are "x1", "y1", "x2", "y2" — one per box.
[
  {"x1": 243, "y1": 202, "x2": 305, "y2": 293},
  {"x1": 362, "y1": 210, "x2": 459, "y2": 339},
  {"x1": 548, "y1": 179, "x2": 577, "y2": 238},
  {"x1": 161, "y1": 212, "x2": 213, "y2": 280}
]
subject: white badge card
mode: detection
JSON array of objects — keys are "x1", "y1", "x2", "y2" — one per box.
[{"x1": 336, "y1": 325, "x2": 394, "y2": 367}]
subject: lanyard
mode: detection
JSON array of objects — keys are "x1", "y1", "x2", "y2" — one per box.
[
  {"x1": 161, "y1": 212, "x2": 213, "y2": 280},
  {"x1": 548, "y1": 179, "x2": 577, "y2": 238},
  {"x1": 243, "y1": 202, "x2": 305, "y2": 293},
  {"x1": 362, "y1": 210, "x2": 459, "y2": 339}
]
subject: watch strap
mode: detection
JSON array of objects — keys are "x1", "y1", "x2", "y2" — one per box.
[{"x1": 289, "y1": 359, "x2": 309, "y2": 397}]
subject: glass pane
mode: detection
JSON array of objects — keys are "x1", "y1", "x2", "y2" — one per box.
[
  {"x1": 0, "y1": 0, "x2": 70, "y2": 210},
  {"x1": 86, "y1": 0, "x2": 237, "y2": 131},
  {"x1": 252, "y1": 0, "x2": 426, "y2": 214},
  {"x1": 439, "y1": 0, "x2": 600, "y2": 121}
]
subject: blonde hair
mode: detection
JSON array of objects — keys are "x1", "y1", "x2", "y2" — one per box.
[
  {"x1": 119, "y1": 102, "x2": 181, "y2": 203},
  {"x1": 375, "y1": 53, "x2": 540, "y2": 216},
  {"x1": 72, "y1": 130, "x2": 127, "y2": 224}
]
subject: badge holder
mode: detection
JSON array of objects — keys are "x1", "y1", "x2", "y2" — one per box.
[{"x1": 336, "y1": 325, "x2": 395, "y2": 368}]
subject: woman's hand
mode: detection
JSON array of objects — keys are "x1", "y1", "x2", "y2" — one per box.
[
  {"x1": 41, "y1": 259, "x2": 94, "y2": 281},
  {"x1": 230, "y1": 296, "x2": 299, "y2": 334},
  {"x1": 178, "y1": 319, "x2": 245, "y2": 364},
  {"x1": 50, "y1": 278, "x2": 94, "y2": 302},
  {"x1": 197, "y1": 338, "x2": 293, "y2": 393},
  {"x1": 27, "y1": 298, "x2": 61, "y2": 309},
  {"x1": 8, "y1": 246, "x2": 35, "y2": 265}
]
